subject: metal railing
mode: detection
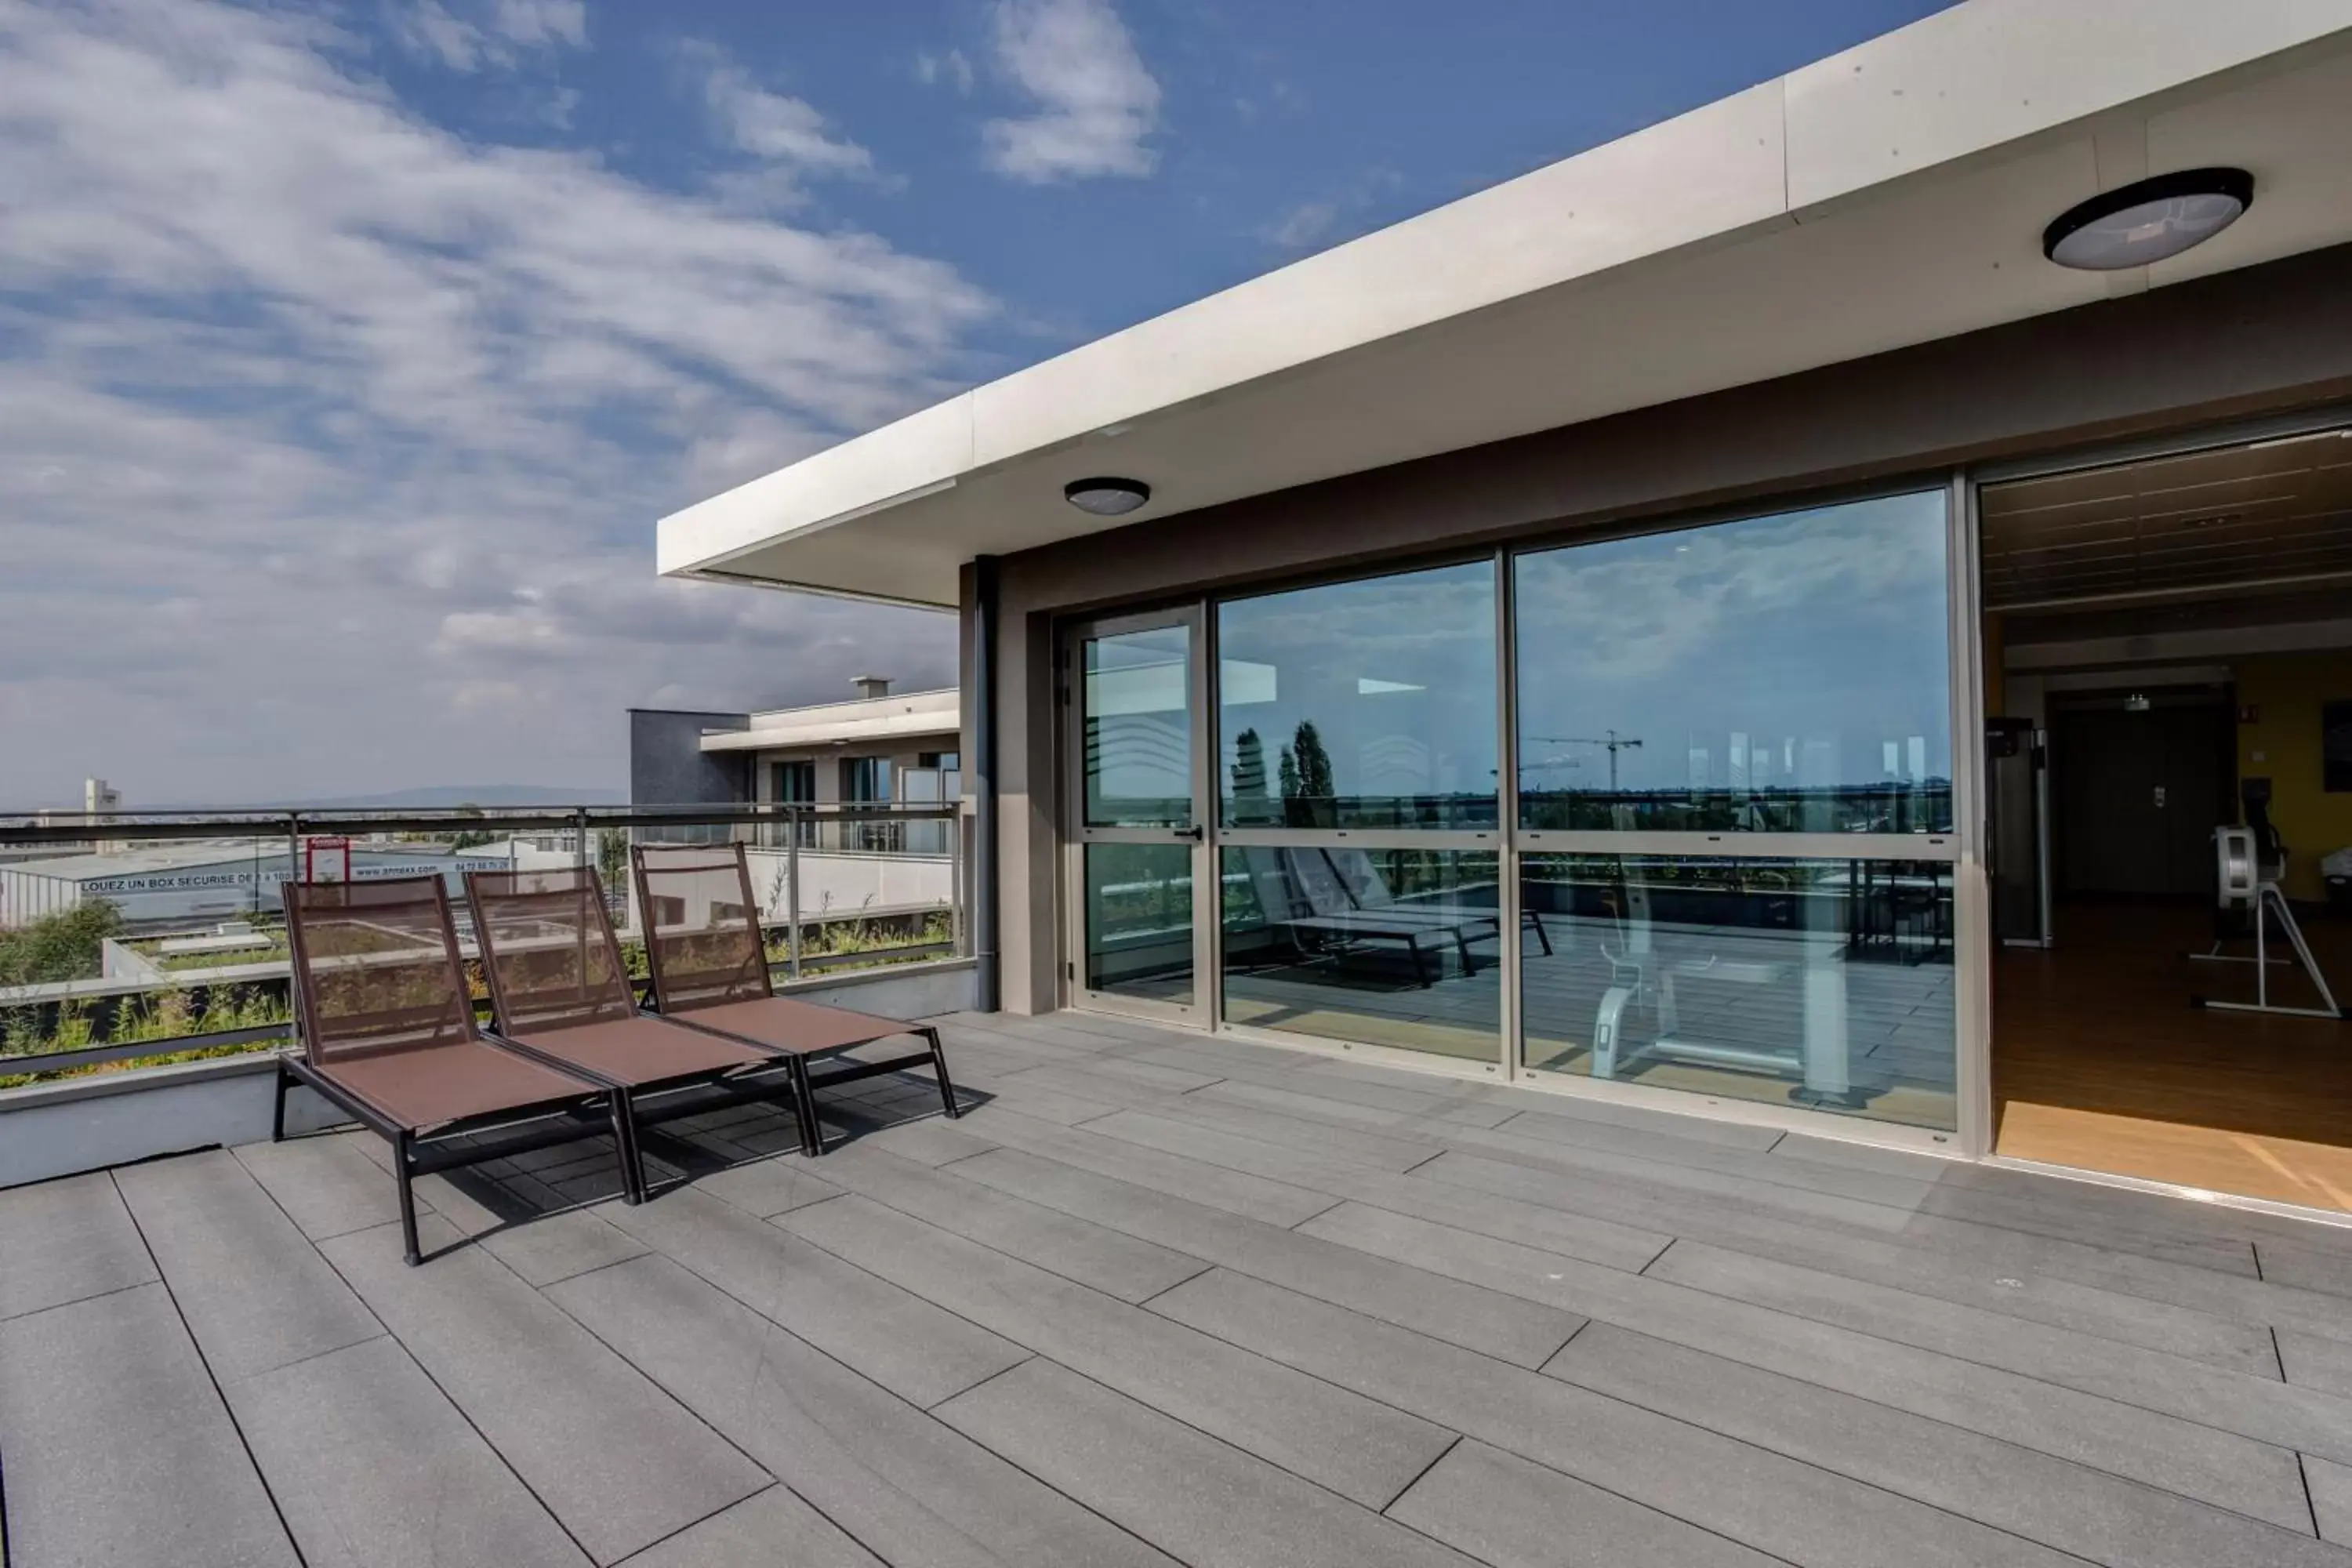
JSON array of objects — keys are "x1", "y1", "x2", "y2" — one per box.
[{"x1": 0, "y1": 801, "x2": 967, "y2": 1085}]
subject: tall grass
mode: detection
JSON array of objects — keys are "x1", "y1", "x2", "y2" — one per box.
[
  {"x1": 1, "y1": 982, "x2": 292, "y2": 1089},
  {"x1": 1, "y1": 909, "x2": 955, "y2": 1088}
]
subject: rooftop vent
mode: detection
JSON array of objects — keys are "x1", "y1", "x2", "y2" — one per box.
[{"x1": 852, "y1": 675, "x2": 892, "y2": 699}]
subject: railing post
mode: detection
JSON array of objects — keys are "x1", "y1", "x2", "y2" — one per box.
[
  {"x1": 950, "y1": 809, "x2": 966, "y2": 958},
  {"x1": 786, "y1": 810, "x2": 804, "y2": 981}
]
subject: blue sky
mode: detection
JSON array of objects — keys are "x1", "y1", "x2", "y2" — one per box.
[{"x1": 0, "y1": 0, "x2": 1954, "y2": 806}]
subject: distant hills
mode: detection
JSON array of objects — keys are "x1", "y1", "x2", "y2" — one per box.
[
  {"x1": 140, "y1": 785, "x2": 629, "y2": 811},
  {"x1": 296, "y1": 785, "x2": 627, "y2": 809}
]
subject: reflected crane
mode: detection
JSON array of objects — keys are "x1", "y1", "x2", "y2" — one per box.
[{"x1": 1527, "y1": 731, "x2": 1644, "y2": 793}]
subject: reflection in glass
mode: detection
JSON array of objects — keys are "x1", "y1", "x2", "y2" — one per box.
[
  {"x1": 1518, "y1": 855, "x2": 1955, "y2": 1129},
  {"x1": 1085, "y1": 844, "x2": 1194, "y2": 1006},
  {"x1": 1222, "y1": 847, "x2": 1503, "y2": 1059},
  {"x1": 1515, "y1": 492, "x2": 1952, "y2": 833},
  {"x1": 1085, "y1": 626, "x2": 1193, "y2": 828},
  {"x1": 1218, "y1": 562, "x2": 1497, "y2": 829}
]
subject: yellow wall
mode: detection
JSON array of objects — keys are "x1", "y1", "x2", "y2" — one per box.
[{"x1": 2234, "y1": 651, "x2": 2352, "y2": 901}]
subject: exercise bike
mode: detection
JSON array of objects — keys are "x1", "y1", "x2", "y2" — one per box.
[{"x1": 2190, "y1": 779, "x2": 2347, "y2": 1020}]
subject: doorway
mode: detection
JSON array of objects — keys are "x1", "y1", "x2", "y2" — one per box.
[
  {"x1": 2049, "y1": 691, "x2": 2232, "y2": 899},
  {"x1": 1979, "y1": 420, "x2": 2352, "y2": 1210},
  {"x1": 1060, "y1": 606, "x2": 1213, "y2": 1023}
]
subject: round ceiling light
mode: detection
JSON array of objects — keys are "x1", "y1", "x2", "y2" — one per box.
[
  {"x1": 2042, "y1": 168, "x2": 2252, "y2": 270},
  {"x1": 1064, "y1": 477, "x2": 1151, "y2": 516}
]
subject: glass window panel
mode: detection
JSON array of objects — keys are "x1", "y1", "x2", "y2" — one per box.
[
  {"x1": 1084, "y1": 843, "x2": 1194, "y2": 1006},
  {"x1": 1218, "y1": 562, "x2": 1497, "y2": 829},
  {"x1": 841, "y1": 757, "x2": 893, "y2": 803},
  {"x1": 1085, "y1": 626, "x2": 1193, "y2": 828},
  {"x1": 766, "y1": 760, "x2": 816, "y2": 849},
  {"x1": 1222, "y1": 845, "x2": 1500, "y2": 1060},
  {"x1": 771, "y1": 760, "x2": 815, "y2": 802},
  {"x1": 1515, "y1": 492, "x2": 1952, "y2": 833},
  {"x1": 1518, "y1": 854, "x2": 1955, "y2": 1130}
]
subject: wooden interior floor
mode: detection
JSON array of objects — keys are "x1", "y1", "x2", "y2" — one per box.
[{"x1": 1994, "y1": 897, "x2": 2352, "y2": 1210}]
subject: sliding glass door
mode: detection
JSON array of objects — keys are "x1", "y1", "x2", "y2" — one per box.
[
  {"x1": 1057, "y1": 487, "x2": 1965, "y2": 1133},
  {"x1": 1215, "y1": 561, "x2": 1506, "y2": 1063},
  {"x1": 1512, "y1": 491, "x2": 1961, "y2": 1130},
  {"x1": 1063, "y1": 608, "x2": 1212, "y2": 1021}
]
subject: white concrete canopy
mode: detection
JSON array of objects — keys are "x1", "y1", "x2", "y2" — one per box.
[
  {"x1": 699, "y1": 687, "x2": 960, "y2": 753},
  {"x1": 658, "y1": 0, "x2": 2352, "y2": 609}
]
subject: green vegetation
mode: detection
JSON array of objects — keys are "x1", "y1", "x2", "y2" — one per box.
[
  {"x1": 602, "y1": 908, "x2": 954, "y2": 982},
  {"x1": 1, "y1": 904, "x2": 955, "y2": 1088},
  {"x1": 597, "y1": 829, "x2": 630, "y2": 888},
  {"x1": 2, "y1": 982, "x2": 291, "y2": 1089},
  {"x1": 0, "y1": 899, "x2": 123, "y2": 988},
  {"x1": 784, "y1": 909, "x2": 954, "y2": 969},
  {"x1": 154, "y1": 939, "x2": 287, "y2": 972}
]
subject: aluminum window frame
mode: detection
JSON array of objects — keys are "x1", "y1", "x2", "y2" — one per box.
[
  {"x1": 1060, "y1": 602, "x2": 1217, "y2": 1026},
  {"x1": 1055, "y1": 471, "x2": 1977, "y2": 1149}
]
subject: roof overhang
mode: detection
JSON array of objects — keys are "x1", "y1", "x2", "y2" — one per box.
[
  {"x1": 659, "y1": 0, "x2": 2352, "y2": 610},
  {"x1": 699, "y1": 706, "x2": 964, "y2": 753}
]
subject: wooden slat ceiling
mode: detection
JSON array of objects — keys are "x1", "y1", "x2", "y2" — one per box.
[{"x1": 1980, "y1": 428, "x2": 2352, "y2": 611}]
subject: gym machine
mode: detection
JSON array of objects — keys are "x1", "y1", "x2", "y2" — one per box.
[
  {"x1": 1985, "y1": 717, "x2": 2052, "y2": 947},
  {"x1": 2190, "y1": 777, "x2": 2347, "y2": 1020},
  {"x1": 1589, "y1": 877, "x2": 1864, "y2": 1108}
]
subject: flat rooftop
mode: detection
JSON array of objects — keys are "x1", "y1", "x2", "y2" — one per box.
[{"x1": 6, "y1": 1011, "x2": 2352, "y2": 1566}]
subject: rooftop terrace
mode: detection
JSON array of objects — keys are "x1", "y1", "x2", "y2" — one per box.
[{"x1": 6, "y1": 1008, "x2": 2352, "y2": 1566}]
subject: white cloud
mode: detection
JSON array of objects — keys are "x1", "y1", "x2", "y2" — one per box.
[
  {"x1": 981, "y1": 0, "x2": 1160, "y2": 183},
  {"x1": 491, "y1": 0, "x2": 584, "y2": 50},
  {"x1": 0, "y1": 0, "x2": 982, "y2": 804},
  {"x1": 389, "y1": 0, "x2": 584, "y2": 72},
  {"x1": 686, "y1": 38, "x2": 874, "y2": 204},
  {"x1": 1263, "y1": 198, "x2": 1338, "y2": 251},
  {"x1": 916, "y1": 47, "x2": 975, "y2": 95},
  {"x1": 1258, "y1": 169, "x2": 1406, "y2": 255}
]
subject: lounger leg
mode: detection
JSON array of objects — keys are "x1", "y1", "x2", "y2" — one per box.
[
  {"x1": 924, "y1": 1027, "x2": 961, "y2": 1120},
  {"x1": 1453, "y1": 926, "x2": 1477, "y2": 977},
  {"x1": 609, "y1": 1091, "x2": 646, "y2": 1205},
  {"x1": 788, "y1": 1057, "x2": 824, "y2": 1157},
  {"x1": 270, "y1": 1058, "x2": 289, "y2": 1143},
  {"x1": 1405, "y1": 933, "x2": 1432, "y2": 988},
  {"x1": 393, "y1": 1131, "x2": 422, "y2": 1266},
  {"x1": 1529, "y1": 911, "x2": 1554, "y2": 956}
]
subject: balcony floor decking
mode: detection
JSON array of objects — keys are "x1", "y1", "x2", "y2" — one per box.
[{"x1": 5, "y1": 1009, "x2": 2352, "y2": 1567}]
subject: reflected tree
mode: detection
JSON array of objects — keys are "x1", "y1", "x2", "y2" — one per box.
[
  {"x1": 1281, "y1": 720, "x2": 1335, "y2": 826},
  {"x1": 1230, "y1": 728, "x2": 1275, "y2": 824}
]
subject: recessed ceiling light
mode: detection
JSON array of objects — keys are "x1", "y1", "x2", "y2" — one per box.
[
  {"x1": 2042, "y1": 168, "x2": 2252, "y2": 270},
  {"x1": 1064, "y1": 477, "x2": 1151, "y2": 516}
]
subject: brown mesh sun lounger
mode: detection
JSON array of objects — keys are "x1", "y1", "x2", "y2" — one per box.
[
  {"x1": 630, "y1": 842, "x2": 959, "y2": 1156},
  {"x1": 273, "y1": 876, "x2": 639, "y2": 1266},
  {"x1": 463, "y1": 866, "x2": 808, "y2": 1166}
]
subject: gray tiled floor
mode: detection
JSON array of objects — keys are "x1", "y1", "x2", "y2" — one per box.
[{"x1": 9, "y1": 1011, "x2": 2352, "y2": 1566}]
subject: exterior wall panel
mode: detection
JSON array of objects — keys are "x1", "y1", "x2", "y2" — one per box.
[
  {"x1": 628, "y1": 708, "x2": 751, "y2": 808},
  {"x1": 983, "y1": 243, "x2": 2352, "y2": 1017}
]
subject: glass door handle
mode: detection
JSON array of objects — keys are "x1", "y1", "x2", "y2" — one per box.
[{"x1": 1173, "y1": 826, "x2": 1204, "y2": 841}]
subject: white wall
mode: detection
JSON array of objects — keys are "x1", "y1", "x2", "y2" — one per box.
[{"x1": 744, "y1": 848, "x2": 953, "y2": 924}]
